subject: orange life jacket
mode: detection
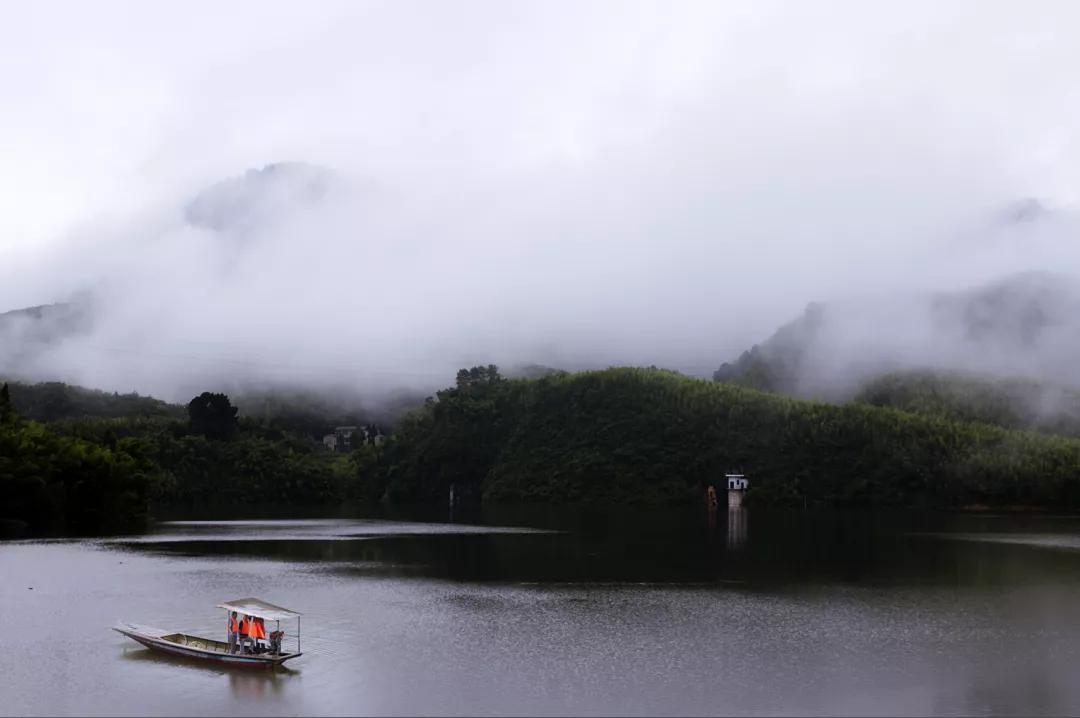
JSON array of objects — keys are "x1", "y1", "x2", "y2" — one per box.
[
  {"x1": 229, "y1": 617, "x2": 239, "y2": 633},
  {"x1": 239, "y1": 618, "x2": 250, "y2": 636},
  {"x1": 251, "y1": 618, "x2": 267, "y2": 639}
]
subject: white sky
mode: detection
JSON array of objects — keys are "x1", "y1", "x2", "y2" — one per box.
[{"x1": 1, "y1": 0, "x2": 1079, "y2": 395}]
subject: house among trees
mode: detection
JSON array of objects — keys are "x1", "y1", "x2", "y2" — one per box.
[
  {"x1": 322, "y1": 424, "x2": 385, "y2": 452},
  {"x1": 334, "y1": 426, "x2": 357, "y2": 451},
  {"x1": 366, "y1": 425, "x2": 386, "y2": 446}
]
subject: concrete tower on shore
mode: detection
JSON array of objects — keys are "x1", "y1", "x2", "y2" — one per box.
[{"x1": 726, "y1": 474, "x2": 748, "y2": 508}]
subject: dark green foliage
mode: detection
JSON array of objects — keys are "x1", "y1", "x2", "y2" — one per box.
[
  {"x1": 455, "y1": 364, "x2": 502, "y2": 389},
  {"x1": 231, "y1": 388, "x2": 370, "y2": 440},
  {"x1": 0, "y1": 382, "x2": 13, "y2": 423},
  {"x1": 2, "y1": 380, "x2": 183, "y2": 422},
  {"x1": 187, "y1": 392, "x2": 238, "y2": 440},
  {"x1": 1, "y1": 383, "x2": 368, "y2": 533},
  {"x1": 375, "y1": 367, "x2": 1080, "y2": 509},
  {"x1": 0, "y1": 396, "x2": 156, "y2": 533},
  {"x1": 51, "y1": 413, "x2": 356, "y2": 508},
  {"x1": 12, "y1": 363, "x2": 1080, "y2": 535},
  {"x1": 147, "y1": 430, "x2": 353, "y2": 506},
  {"x1": 375, "y1": 366, "x2": 508, "y2": 503}
]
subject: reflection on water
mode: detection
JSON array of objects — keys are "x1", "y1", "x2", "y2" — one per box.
[
  {"x1": 228, "y1": 668, "x2": 292, "y2": 701},
  {"x1": 6, "y1": 506, "x2": 1080, "y2": 715},
  {"x1": 120, "y1": 647, "x2": 295, "y2": 701},
  {"x1": 726, "y1": 507, "x2": 748, "y2": 551}
]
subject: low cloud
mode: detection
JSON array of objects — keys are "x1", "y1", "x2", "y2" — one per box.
[{"x1": 2, "y1": 0, "x2": 1079, "y2": 402}]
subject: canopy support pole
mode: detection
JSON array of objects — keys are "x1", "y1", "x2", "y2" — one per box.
[{"x1": 297, "y1": 616, "x2": 301, "y2": 654}]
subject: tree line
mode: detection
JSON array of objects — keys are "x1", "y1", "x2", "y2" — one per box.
[
  {"x1": 0, "y1": 385, "x2": 361, "y2": 535},
  {"x1": 7, "y1": 364, "x2": 1080, "y2": 536},
  {"x1": 363, "y1": 366, "x2": 1080, "y2": 509}
]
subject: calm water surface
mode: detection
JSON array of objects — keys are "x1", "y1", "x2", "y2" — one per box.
[{"x1": 4, "y1": 506, "x2": 1080, "y2": 716}]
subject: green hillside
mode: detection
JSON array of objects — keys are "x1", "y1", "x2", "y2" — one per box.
[
  {"x1": 9, "y1": 365, "x2": 1080, "y2": 536},
  {"x1": 2, "y1": 380, "x2": 183, "y2": 422},
  {"x1": 855, "y1": 370, "x2": 1080, "y2": 438},
  {"x1": 372, "y1": 367, "x2": 1080, "y2": 509},
  {"x1": 0, "y1": 383, "x2": 359, "y2": 534},
  {"x1": 0, "y1": 383, "x2": 157, "y2": 535}
]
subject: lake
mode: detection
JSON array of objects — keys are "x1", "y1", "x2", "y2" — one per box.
[{"x1": 4, "y1": 505, "x2": 1080, "y2": 716}]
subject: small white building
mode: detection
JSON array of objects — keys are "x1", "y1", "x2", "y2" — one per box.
[{"x1": 323, "y1": 434, "x2": 338, "y2": 451}]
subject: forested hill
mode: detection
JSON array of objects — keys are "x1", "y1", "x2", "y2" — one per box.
[
  {"x1": 855, "y1": 370, "x2": 1080, "y2": 438},
  {"x1": 9, "y1": 365, "x2": 1080, "y2": 537},
  {"x1": 1, "y1": 380, "x2": 390, "y2": 439},
  {"x1": 3, "y1": 380, "x2": 184, "y2": 422},
  {"x1": 370, "y1": 367, "x2": 1080, "y2": 509},
  {"x1": 0, "y1": 382, "x2": 156, "y2": 535},
  {"x1": 0, "y1": 382, "x2": 380, "y2": 536}
]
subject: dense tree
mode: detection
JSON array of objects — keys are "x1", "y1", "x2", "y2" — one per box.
[
  {"x1": 855, "y1": 369, "x2": 1080, "y2": 438},
  {"x1": 456, "y1": 364, "x2": 502, "y2": 390},
  {"x1": 2, "y1": 380, "x2": 182, "y2": 422},
  {"x1": 0, "y1": 401, "x2": 157, "y2": 533},
  {"x1": 1, "y1": 382, "x2": 371, "y2": 533},
  {"x1": 373, "y1": 367, "x2": 1080, "y2": 509},
  {"x1": 0, "y1": 382, "x2": 13, "y2": 423},
  {"x1": 187, "y1": 392, "x2": 239, "y2": 440},
  {"x1": 12, "y1": 364, "x2": 1080, "y2": 537}
]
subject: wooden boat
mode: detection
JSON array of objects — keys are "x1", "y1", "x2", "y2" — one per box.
[{"x1": 114, "y1": 597, "x2": 302, "y2": 668}]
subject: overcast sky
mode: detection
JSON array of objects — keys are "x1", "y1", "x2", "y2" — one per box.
[{"x1": 1, "y1": 0, "x2": 1079, "y2": 397}]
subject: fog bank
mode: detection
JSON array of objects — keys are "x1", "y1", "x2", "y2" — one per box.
[{"x1": 2, "y1": 1, "x2": 1079, "y2": 401}]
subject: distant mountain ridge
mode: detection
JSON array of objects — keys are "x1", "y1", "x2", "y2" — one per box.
[
  {"x1": 0, "y1": 301, "x2": 94, "y2": 376},
  {"x1": 714, "y1": 270, "x2": 1080, "y2": 399},
  {"x1": 0, "y1": 161, "x2": 340, "y2": 384},
  {"x1": 184, "y1": 161, "x2": 336, "y2": 233}
]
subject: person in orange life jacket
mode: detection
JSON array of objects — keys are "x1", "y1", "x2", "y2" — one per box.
[
  {"x1": 250, "y1": 617, "x2": 267, "y2": 652},
  {"x1": 238, "y1": 614, "x2": 253, "y2": 654},
  {"x1": 227, "y1": 611, "x2": 240, "y2": 654}
]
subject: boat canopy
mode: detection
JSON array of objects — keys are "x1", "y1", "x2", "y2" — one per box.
[{"x1": 216, "y1": 598, "x2": 301, "y2": 621}]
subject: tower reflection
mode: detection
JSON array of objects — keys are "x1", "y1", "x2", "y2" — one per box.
[{"x1": 726, "y1": 507, "x2": 747, "y2": 551}]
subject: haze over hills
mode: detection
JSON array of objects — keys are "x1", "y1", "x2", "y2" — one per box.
[
  {"x1": 710, "y1": 195, "x2": 1080, "y2": 406},
  {"x1": 2, "y1": 155, "x2": 1079, "y2": 417},
  {"x1": 0, "y1": 162, "x2": 414, "y2": 404},
  {"x1": 183, "y1": 161, "x2": 338, "y2": 234},
  {"x1": 714, "y1": 270, "x2": 1080, "y2": 400},
  {"x1": 0, "y1": 162, "x2": 571, "y2": 416},
  {"x1": 3, "y1": 0, "x2": 1080, "y2": 428}
]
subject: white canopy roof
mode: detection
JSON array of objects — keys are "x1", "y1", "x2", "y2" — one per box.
[{"x1": 216, "y1": 598, "x2": 301, "y2": 621}]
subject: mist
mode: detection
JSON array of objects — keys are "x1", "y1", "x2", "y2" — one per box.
[{"x1": 2, "y1": 0, "x2": 1080, "y2": 404}]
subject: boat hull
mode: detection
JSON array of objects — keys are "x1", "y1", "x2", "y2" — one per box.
[{"x1": 114, "y1": 623, "x2": 301, "y2": 668}]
